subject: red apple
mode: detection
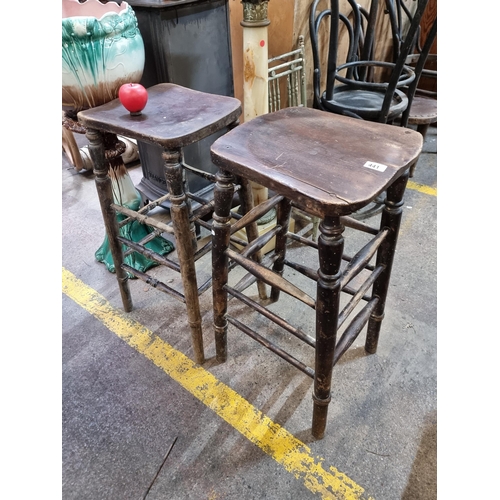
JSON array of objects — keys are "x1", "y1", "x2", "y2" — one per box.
[{"x1": 118, "y1": 83, "x2": 148, "y2": 115}]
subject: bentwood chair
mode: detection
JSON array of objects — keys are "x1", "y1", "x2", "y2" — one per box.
[
  {"x1": 385, "y1": 0, "x2": 437, "y2": 132},
  {"x1": 310, "y1": 0, "x2": 431, "y2": 125},
  {"x1": 386, "y1": 0, "x2": 437, "y2": 175}
]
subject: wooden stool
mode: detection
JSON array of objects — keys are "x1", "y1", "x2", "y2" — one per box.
[
  {"x1": 210, "y1": 107, "x2": 422, "y2": 439},
  {"x1": 77, "y1": 83, "x2": 242, "y2": 365}
]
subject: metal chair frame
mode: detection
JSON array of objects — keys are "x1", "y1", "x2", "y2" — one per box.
[{"x1": 267, "y1": 35, "x2": 307, "y2": 112}]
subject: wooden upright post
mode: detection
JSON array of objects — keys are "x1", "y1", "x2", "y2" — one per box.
[{"x1": 241, "y1": 0, "x2": 270, "y2": 207}]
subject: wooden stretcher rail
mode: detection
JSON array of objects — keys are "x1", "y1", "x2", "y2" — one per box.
[
  {"x1": 123, "y1": 229, "x2": 163, "y2": 258},
  {"x1": 283, "y1": 258, "x2": 317, "y2": 281},
  {"x1": 227, "y1": 248, "x2": 316, "y2": 309},
  {"x1": 117, "y1": 236, "x2": 181, "y2": 273},
  {"x1": 340, "y1": 215, "x2": 379, "y2": 235},
  {"x1": 333, "y1": 297, "x2": 379, "y2": 366},
  {"x1": 182, "y1": 161, "x2": 217, "y2": 183},
  {"x1": 226, "y1": 285, "x2": 316, "y2": 348},
  {"x1": 231, "y1": 253, "x2": 279, "y2": 294},
  {"x1": 226, "y1": 315, "x2": 315, "y2": 379},
  {"x1": 122, "y1": 264, "x2": 186, "y2": 303},
  {"x1": 117, "y1": 193, "x2": 172, "y2": 229},
  {"x1": 112, "y1": 203, "x2": 175, "y2": 234},
  {"x1": 286, "y1": 230, "x2": 319, "y2": 249},
  {"x1": 193, "y1": 238, "x2": 212, "y2": 261},
  {"x1": 338, "y1": 265, "x2": 384, "y2": 328},
  {"x1": 340, "y1": 229, "x2": 388, "y2": 289},
  {"x1": 240, "y1": 225, "x2": 282, "y2": 259},
  {"x1": 230, "y1": 194, "x2": 284, "y2": 236}
]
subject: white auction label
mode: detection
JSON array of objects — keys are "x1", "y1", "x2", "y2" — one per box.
[{"x1": 363, "y1": 161, "x2": 388, "y2": 172}]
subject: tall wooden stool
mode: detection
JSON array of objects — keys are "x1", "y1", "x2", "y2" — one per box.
[
  {"x1": 210, "y1": 107, "x2": 422, "y2": 439},
  {"x1": 77, "y1": 83, "x2": 242, "y2": 365}
]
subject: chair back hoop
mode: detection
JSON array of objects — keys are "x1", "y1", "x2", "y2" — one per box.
[
  {"x1": 385, "y1": 0, "x2": 421, "y2": 61},
  {"x1": 400, "y1": 17, "x2": 437, "y2": 128},
  {"x1": 335, "y1": 61, "x2": 415, "y2": 89},
  {"x1": 325, "y1": 0, "x2": 372, "y2": 99}
]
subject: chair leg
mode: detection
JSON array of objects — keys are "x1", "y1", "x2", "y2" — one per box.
[
  {"x1": 212, "y1": 169, "x2": 236, "y2": 363},
  {"x1": 417, "y1": 123, "x2": 430, "y2": 140},
  {"x1": 409, "y1": 123, "x2": 430, "y2": 178},
  {"x1": 365, "y1": 171, "x2": 409, "y2": 354},
  {"x1": 163, "y1": 149, "x2": 205, "y2": 365},
  {"x1": 86, "y1": 127, "x2": 133, "y2": 313},
  {"x1": 312, "y1": 216, "x2": 344, "y2": 439}
]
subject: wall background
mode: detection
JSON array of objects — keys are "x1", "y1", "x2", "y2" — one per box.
[{"x1": 227, "y1": 0, "x2": 435, "y2": 112}]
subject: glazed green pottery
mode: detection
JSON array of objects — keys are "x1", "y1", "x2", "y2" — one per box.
[{"x1": 62, "y1": 0, "x2": 145, "y2": 112}]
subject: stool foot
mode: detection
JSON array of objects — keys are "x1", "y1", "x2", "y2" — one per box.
[
  {"x1": 214, "y1": 323, "x2": 227, "y2": 363},
  {"x1": 117, "y1": 275, "x2": 133, "y2": 313},
  {"x1": 190, "y1": 324, "x2": 205, "y2": 365},
  {"x1": 365, "y1": 313, "x2": 383, "y2": 354},
  {"x1": 312, "y1": 394, "x2": 332, "y2": 439}
]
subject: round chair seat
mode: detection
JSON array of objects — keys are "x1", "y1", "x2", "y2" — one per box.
[
  {"x1": 408, "y1": 95, "x2": 437, "y2": 125},
  {"x1": 321, "y1": 85, "x2": 408, "y2": 122}
]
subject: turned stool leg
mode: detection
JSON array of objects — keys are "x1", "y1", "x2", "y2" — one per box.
[
  {"x1": 163, "y1": 149, "x2": 205, "y2": 364},
  {"x1": 365, "y1": 171, "x2": 409, "y2": 354},
  {"x1": 212, "y1": 169, "x2": 236, "y2": 363},
  {"x1": 312, "y1": 216, "x2": 344, "y2": 439},
  {"x1": 270, "y1": 198, "x2": 293, "y2": 303},
  {"x1": 236, "y1": 176, "x2": 267, "y2": 301},
  {"x1": 86, "y1": 128, "x2": 133, "y2": 313}
]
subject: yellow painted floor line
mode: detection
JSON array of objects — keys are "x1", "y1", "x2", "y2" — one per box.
[
  {"x1": 62, "y1": 267, "x2": 373, "y2": 500},
  {"x1": 407, "y1": 180, "x2": 437, "y2": 197}
]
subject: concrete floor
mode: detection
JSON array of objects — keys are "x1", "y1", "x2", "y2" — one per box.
[{"x1": 62, "y1": 123, "x2": 437, "y2": 500}]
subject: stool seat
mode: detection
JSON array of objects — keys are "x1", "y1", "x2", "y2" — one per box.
[
  {"x1": 211, "y1": 107, "x2": 422, "y2": 217},
  {"x1": 407, "y1": 95, "x2": 437, "y2": 126},
  {"x1": 78, "y1": 83, "x2": 241, "y2": 149}
]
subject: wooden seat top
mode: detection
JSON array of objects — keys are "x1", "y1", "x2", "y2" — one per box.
[
  {"x1": 77, "y1": 83, "x2": 242, "y2": 149},
  {"x1": 408, "y1": 95, "x2": 438, "y2": 125},
  {"x1": 210, "y1": 107, "x2": 423, "y2": 217}
]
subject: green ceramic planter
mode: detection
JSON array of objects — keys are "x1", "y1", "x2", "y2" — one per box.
[{"x1": 62, "y1": 0, "x2": 145, "y2": 112}]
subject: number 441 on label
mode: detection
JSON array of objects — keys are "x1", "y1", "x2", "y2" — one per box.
[{"x1": 363, "y1": 161, "x2": 387, "y2": 172}]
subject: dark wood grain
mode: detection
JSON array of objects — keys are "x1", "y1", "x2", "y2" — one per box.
[
  {"x1": 211, "y1": 107, "x2": 422, "y2": 216},
  {"x1": 78, "y1": 83, "x2": 242, "y2": 149}
]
